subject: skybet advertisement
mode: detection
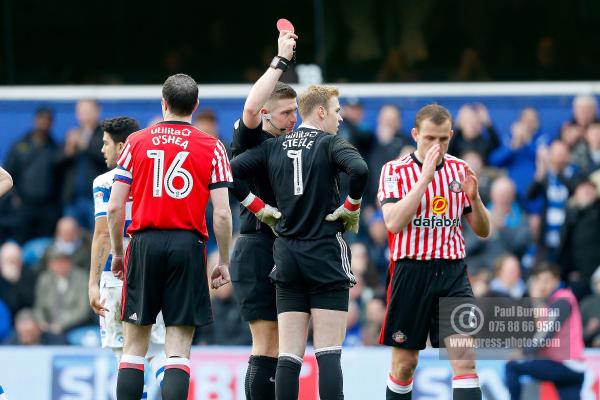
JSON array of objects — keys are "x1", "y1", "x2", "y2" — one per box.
[{"x1": 1, "y1": 347, "x2": 600, "y2": 399}]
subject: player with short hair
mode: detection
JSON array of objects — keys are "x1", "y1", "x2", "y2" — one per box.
[
  {"x1": 378, "y1": 104, "x2": 491, "y2": 400},
  {"x1": 89, "y1": 116, "x2": 166, "y2": 399},
  {"x1": 230, "y1": 84, "x2": 369, "y2": 400},
  {"x1": 108, "y1": 74, "x2": 233, "y2": 400},
  {"x1": 230, "y1": 29, "x2": 297, "y2": 400}
]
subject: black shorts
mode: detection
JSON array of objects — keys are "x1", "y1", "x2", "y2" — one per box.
[
  {"x1": 379, "y1": 258, "x2": 474, "y2": 349},
  {"x1": 271, "y1": 233, "x2": 355, "y2": 313},
  {"x1": 230, "y1": 233, "x2": 277, "y2": 322},
  {"x1": 121, "y1": 229, "x2": 212, "y2": 327}
]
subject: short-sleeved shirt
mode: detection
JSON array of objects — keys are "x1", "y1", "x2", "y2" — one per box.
[
  {"x1": 377, "y1": 152, "x2": 472, "y2": 261},
  {"x1": 114, "y1": 121, "x2": 232, "y2": 240},
  {"x1": 93, "y1": 168, "x2": 132, "y2": 287}
]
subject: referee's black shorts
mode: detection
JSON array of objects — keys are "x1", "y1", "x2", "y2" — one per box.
[
  {"x1": 271, "y1": 233, "x2": 355, "y2": 314},
  {"x1": 379, "y1": 258, "x2": 473, "y2": 349},
  {"x1": 121, "y1": 229, "x2": 212, "y2": 328},
  {"x1": 230, "y1": 232, "x2": 277, "y2": 322}
]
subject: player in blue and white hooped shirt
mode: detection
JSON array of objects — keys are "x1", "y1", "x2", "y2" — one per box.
[{"x1": 89, "y1": 117, "x2": 166, "y2": 398}]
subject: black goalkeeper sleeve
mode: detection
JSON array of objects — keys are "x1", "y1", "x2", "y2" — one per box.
[
  {"x1": 229, "y1": 144, "x2": 267, "y2": 202},
  {"x1": 330, "y1": 136, "x2": 369, "y2": 200}
]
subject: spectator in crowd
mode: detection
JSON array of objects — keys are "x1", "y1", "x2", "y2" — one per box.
[
  {"x1": 461, "y1": 150, "x2": 499, "y2": 205},
  {"x1": 580, "y1": 267, "x2": 600, "y2": 348},
  {"x1": 3, "y1": 308, "x2": 65, "y2": 345},
  {"x1": 488, "y1": 108, "x2": 546, "y2": 210},
  {"x1": 451, "y1": 47, "x2": 491, "y2": 82},
  {"x1": 33, "y1": 247, "x2": 91, "y2": 337},
  {"x1": 560, "y1": 121, "x2": 585, "y2": 151},
  {"x1": 505, "y1": 263, "x2": 585, "y2": 400},
  {"x1": 573, "y1": 123, "x2": 600, "y2": 177},
  {"x1": 527, "y1": 140, "x2": 578, "y2": 262},
  {"x1": 534, "y1": 36, "x2": 562, "y2": 81},
  {"x1": 0, "y1": 242, "x2": 36, "y2": 320},
  {"x1": 569, "y1": 94, "x2": 598, "y2": 131},
  {"x1": 350, "y1": 242, "x2": 381, "y2": 290},
  {"x1": 376, "y1": 47, "x2": 419, "y2": 82},
  {"x1": 449, "y1": 103, "x2": 500, "y2": 162},
  {"x1": 559, "y1": 179, "x2": 600, "y2": 300},
  {"x1": 56, "y1": 99, "x2": 107, "y2": 230},
  {"x1": 488, "y1": 254, "x2": 526, "y2": 298},
  {"x1": 194, "y1": 108, "x2": 220, "y2": 139},
  {"x1": 4, "y1": 107, "x2": 61, "y2": 243},
  {"x1": 361, "y1": 295, "x2": 386, "y2": 346},
  {"x1": 470, "y1": 269, "x2": 492, "y2": 298},
  {"x1": 465, "y1": 176, "x2": 530, "y2": 272},
  {"x1": 36, "y1": 216, "x2": 91, "y2": 272},
  {"x1": 338, "y1": 98, "x2": 375, "y2": 157},
  {"x1": 366, "y1": 105, "x2": 409, "y2": 206}
]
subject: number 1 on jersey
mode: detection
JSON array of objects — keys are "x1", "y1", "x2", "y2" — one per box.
[
  {"x1": 287, "y1": 150, "x2": 304, "y2": 195},
  {"x1": 147, "y1": 150, "x2": 194, "y2": 199}
]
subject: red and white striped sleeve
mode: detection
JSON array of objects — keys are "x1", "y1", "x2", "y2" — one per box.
[
  {"x1": 209, "y1": 140, "x2": 233, "y2": 189},
  {"x1": 377, "y1": 161, "x2": 402, "y2": 205},
  {"x1": 114, "y1": 139, "x2": 133, "y2": 185}
]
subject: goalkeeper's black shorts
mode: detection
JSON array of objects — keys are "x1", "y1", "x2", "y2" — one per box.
[{"x1": 270, "y1": 233, "x2": 355, "y2": 313}]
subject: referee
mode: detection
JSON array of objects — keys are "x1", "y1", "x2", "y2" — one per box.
[
  {"x1": 377, "y1": 104, "x2": 490, "y2": 400},
  {"x1": 230, "y1": 29, "x2": 297, "y2": 400},
  {"x1": 230, "y1": 85, "x2": 368, "y2": 400}
]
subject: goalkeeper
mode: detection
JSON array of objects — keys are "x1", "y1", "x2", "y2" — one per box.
[{"x1": 230, "y1": 84, "x2": 368, "y2": 400}]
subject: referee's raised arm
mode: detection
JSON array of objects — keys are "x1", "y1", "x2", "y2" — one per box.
[{"x1": 242, "y1": 31, "x2": 297, "y2": 130}]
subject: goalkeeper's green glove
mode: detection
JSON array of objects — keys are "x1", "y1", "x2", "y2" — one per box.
[
  {"x1": 242, "y1": 192, "x2": 282, "y2": 232},
  {"x1": 325, "y1": 196, "x2": 362, "y2": 234}
]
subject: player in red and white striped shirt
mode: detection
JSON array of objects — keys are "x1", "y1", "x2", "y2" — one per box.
[
  {"x1": 377, "y1": 104, "x2": 490, "y2": 400},
  {"x1": 107, "y1": 74, "x2": 233, "y2": 400}
]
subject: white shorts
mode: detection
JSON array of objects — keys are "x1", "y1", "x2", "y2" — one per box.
[{"x1": 99, "y1": 285, "x2": 166, "y2": 348}]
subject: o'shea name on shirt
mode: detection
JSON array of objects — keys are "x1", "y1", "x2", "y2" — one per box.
[{"x1": 150, "y1": 126, "x2": 190, "y2": 150}]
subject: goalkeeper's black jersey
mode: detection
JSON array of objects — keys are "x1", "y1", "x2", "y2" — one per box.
[{"x1": 231, "y1": 125, "x2": 368, "y2": 240}]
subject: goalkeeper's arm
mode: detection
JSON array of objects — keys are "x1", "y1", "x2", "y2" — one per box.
[
  {"x1": 229, "y1": 144, "x2": 281, "y2": 230},
  {"x1": 325, "y1": 136, "x2": 369, "y2": 233}
]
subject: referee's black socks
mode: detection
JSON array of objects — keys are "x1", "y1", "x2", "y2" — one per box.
[
  {"x1": 386, "y1": 373, "x2": 413, "y2": 399},
  {"x1": 452, "y1": 374, "x2": 482, "y2": 400},
  {"x1": 275, "y1": 353, "x2": 303, "y2": 400},
  {"x1": 315, "y1": 346, "x2": 344, "y2": 399},
  {"x1": 245, "y1": 355, "x2": 277, "y2": 400},
  {"x1": 116, "y1": 355, "x2": 145, "y2": 400},
  {"x1": 161, "y1": 357, "x2": 191, "y2": 400}
]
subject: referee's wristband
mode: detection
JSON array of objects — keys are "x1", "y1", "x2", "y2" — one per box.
[
  {"x1": 270, "y1": 56, "x2": 290, "y2": 72},
  {"x1": 343, "y1": 196, "x2": 362, "y2": 212}
]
